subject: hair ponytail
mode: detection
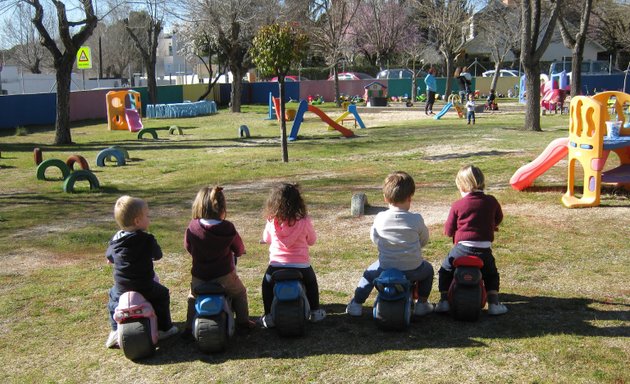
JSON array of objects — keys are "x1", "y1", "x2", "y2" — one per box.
[{"x1": 192, "y1": 186, "x2": 226, "y2": 220}]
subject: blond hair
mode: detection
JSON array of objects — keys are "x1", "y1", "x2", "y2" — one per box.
[
  {"x1": 191, "y1": 186, "x2": 226, "y2": 220},
  {"x1": 382, "y1": 171, "x2": 415, "y2": 203},
  {"x1": 455, "y1": 165, "x2": 485, "y2": 193},
  {"x1": 114, "y1": 195, "x2": 147, "y2": 230}
]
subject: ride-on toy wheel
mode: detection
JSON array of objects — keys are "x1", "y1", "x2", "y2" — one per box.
[
  {"x1": 274, "y1": 299, "x2": 306, "y2": 337},
  {"x1": 195, "y1": 312, "x2": 227, "y2": 353},
  {"x1": 119, "y1": 318, "x2": 155, "y2": 360},
  {"x1": 374, "y1": 299, "x2": 409, "y2": 331}
]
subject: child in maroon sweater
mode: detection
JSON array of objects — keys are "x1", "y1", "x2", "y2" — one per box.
[
  {"x1": 183, "y1": 186, "x2": 254, "y2": 338},
  {"x1": 434, "y1": 165, "x2": 508, "y2": 315}
]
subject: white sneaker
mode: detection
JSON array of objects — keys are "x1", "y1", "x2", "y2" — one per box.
[
  {"x1": 434, "y1": 300, "x2": 450, "y2": 313},
  {"x1": 310, "y1": 309, "x2": 326, "y2": 323},
  {"x1": 346, "y1": 300, "x2": 363, "y2": 317},
  {"x1": 260, "y1": 314, "x2": 275, "y2": 328},
  {"x1": 158, "y1": 325, "x2": 179, "y2": 340},
  {"x1": 414, "y1": 301, "x2": 434, "y2": 316},
  {"x1": 488, "y1": 303, "x2": 508, "y2": 315},
  {"x1": 105, "y1": 330, "x2": 118, "y2": 349}
]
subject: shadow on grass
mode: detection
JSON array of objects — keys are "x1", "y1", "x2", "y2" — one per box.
[
  {"x1": 132, "y1": 293, "x2": 628, "y2": 365},
  {"x1": 423, "y1": 150, "x2": 513, "y2": 162}
]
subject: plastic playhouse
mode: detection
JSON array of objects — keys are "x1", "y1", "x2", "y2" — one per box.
[
  {"x1": 562, "y1": 91, "x2": 630, "y2": 207},
  {"x1": 541, "y1": 71, "x2": 569, "y2": 114},
  {"x1": 106, "y1": 90, "x2": 143, "y2": 132},
  {"x1": 510, "y1": 91, "x2": 630, "y2": 208},
  {"x1": 364, "y1": 82, "x2": 388, "y2": 107}
]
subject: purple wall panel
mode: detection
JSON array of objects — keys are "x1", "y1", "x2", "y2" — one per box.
[{"x1": 70, "y1": 89, "x2": 111, "y2": 121}]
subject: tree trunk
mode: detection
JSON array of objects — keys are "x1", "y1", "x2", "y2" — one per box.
[
  {"x1": 279, "y1": 80, "x2": 289, "y2": 163},
  {"x1": 54, "y1": 58, "x2": 74, "y2": 145},
  {"x1": 491, "y1": 62, "x2": 501, "y2": 93},
  {"x1": 443, "y1": 54, "x2": 454, "y2": 99},
  {"x1": 570, "y1": 50, "x2": 583, "y2": 96},
  {"x1": 333, "y1": 66, "x2": 341, "y2": 107},
  {"x1": 146, "y1": 61, "x2": 158, "y2": 104},
  {"x1": 523, "y1": 64, "x2": 542, "y2": 132},
  {"x1": 230, "y1": 65, "x2": 243, "y2": 112}
]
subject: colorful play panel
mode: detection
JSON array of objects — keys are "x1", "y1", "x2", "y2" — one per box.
[
  {"x1": 106, "y1": 90, "x2": 143, "y2": 132},
  {"x1": 146, "y1": 100, "x2": 217, "y2": 118}
]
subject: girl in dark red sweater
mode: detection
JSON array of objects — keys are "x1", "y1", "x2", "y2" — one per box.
[
  {"x1": 435, "y1": 165, "x2": 508, "y2": 315},
  {"x1": 183, "y1": 186, "x2": 254, "y2": 338}
]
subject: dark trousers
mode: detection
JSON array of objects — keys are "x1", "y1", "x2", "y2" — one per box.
[
  {"x1": 438, "y1": 243, "x2": 500, "y2": 293},
  {"x1": 262, "y1": 265, "x2": 320, "y2": 314},
  {"x1": 425, "y1": 91, "x2": 436, "y2": 113},
  {"x1": 467, "y1": 111, "x2": 476, "y2": 123},
  {"x1": 108, "y1": 282, "x2": 173, "y2": 331}
]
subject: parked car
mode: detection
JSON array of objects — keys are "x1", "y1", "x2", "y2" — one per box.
[
  {"x1": 270, "y1": 75, "x2": 309, "y2": 82},
  {"x1": 327, "y1": 72, "x2": 374, "y2": 80},
  {"x1": 549, "y1": 60, "x2": 622, "y2": 75},
  {"x1": 376, "y1": 68, "x2": 427, "y2": 80},
  {"x1": 482, "y1": 69, "x2": 519, "y2": 77}
]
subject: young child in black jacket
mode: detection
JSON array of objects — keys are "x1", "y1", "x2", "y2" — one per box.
[{"x1": 105, "y1": 196, "x2": 177, "y2": 348}]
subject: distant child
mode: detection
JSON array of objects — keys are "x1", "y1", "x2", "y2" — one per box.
[
  {"x1": 466, "y1": 93, "x2": 476, "y2": 125},
  {"x1": 346, "y1": 171, "x2": 434, "y2": 317},
  {"x1": 105, "y1": 196, "x2": 177, "y2": 348},
  {"x1": 434, "y1": 165, "x2": 508, "y2": 315},
  {"x1": 486, "y1": 89, "x2": 496, "y2": 110},
  {"x1": 424, "y1": 68, "x2": 437, "y2": 115},
  {"x1": 183, "y1": 186, "x2": 254, "y2": 339},
  {"x1": 260, "y1": 183, "x2": 325, "y2": 328}
]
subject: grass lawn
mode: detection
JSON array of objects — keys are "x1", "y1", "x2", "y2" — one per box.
[{"x1": 0, "y1": 102, "x2": 628, "y2": 383}]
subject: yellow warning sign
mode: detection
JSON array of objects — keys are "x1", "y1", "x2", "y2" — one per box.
[{"x1": 76, "y1": 46, "x2": 92, "y2": 69}]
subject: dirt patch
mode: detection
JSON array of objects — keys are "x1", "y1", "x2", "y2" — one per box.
[{"x1": 1, "y1": 248, "x2": 76, "y2": 276}]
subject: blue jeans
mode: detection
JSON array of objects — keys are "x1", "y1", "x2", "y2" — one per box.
[
  {"x1": 467, "y1": 111, "x2": 475, "y2": 123},
  {"x1": 438, "y1": 243, "x2": 499, "y2": 292},
  {"x1": 353, "y1": 260, "x2": 434, "y2": 304}
]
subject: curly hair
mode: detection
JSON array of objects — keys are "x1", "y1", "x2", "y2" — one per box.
[{"x1": 264, "y1": 183, "x2": 307, "y2": 225}]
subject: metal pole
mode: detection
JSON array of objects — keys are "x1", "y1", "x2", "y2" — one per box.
[{"x1": 99, "y1": 36, "x2": 103, "y2": 79}]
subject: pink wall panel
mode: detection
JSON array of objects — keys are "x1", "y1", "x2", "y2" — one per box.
[
  {"x1": 299, "y1": 79, "x2": 387, "y2": 102},
  {"x1": 70, "y1": 89, "x2": 111, "y2": 121}
]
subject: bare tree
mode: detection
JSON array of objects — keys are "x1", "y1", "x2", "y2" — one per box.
[
  {"x1": 179, "y1": 0, "x2": 274, "y2": 112},
  {"x1": 14, "y1": 0, "x2": 98, "y2": 144},
  {"x1": 350, "y1": 0, "x2": 411, "y2": 68},
  {"x1": 476, "y1": 0, "x2": 522, "y2": 93},
  {"x1": 308, "y1": 0, "x2": 362, "y2": 107},
  {"x1": 412, "y1": 0, "x2": 473, "y2": 98},
  {"x1": 558, "y1": 0, "x2": 593, "y2": 97},
  {"x1": 176, "y1": 23, "x2": 226, "y2": 101},
  {"x1": 124, "y1": 2, "x2": 163, "y2": 104},
  {"x1": 589, "y1": 0, "x2": 630, "y2": 69},
  {"x1": 1, "y1": 3, "x2": 53, "y2": 73},
  {"x1": 520, "y1": 0, "x2": 562, "y2": 132}
]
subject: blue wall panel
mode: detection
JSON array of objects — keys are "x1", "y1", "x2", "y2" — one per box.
[{"x1": 0, "y1": 93, "x2": 56, "y2": 129}]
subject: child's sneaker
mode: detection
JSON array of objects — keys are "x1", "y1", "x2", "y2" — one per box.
[
  {"x1": 158, "y1": 325, "x2": 179, "y2": 340},
  {"x1": 310, "y1": 309, "x2": 326, "y2": 323},
  {"x1": 259, "y1": 314, "x2": 275, "y2": 328},
  {"x1": 434, "y1": 300, "x2": 450, "y2": 313},
  {"x1": 413, "y1": 301, "x2": 434, "y2": 316},
  {"x1": 345, "y1": 300, "x2": 363, "y2": 317},
  {"x1": 105, "y1": 330, "x2": 119, "y2": 349},
  {"x1": 488, "y1": 303, "x2": 508, "y2": 315}
]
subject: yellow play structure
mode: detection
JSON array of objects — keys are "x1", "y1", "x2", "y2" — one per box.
[
  {"x1": 448, "y1": 94, "x2": 464, "y2": 118},
  {"x1": 562, "y1": 91, "x2": 630, "y2": 208},
  {"x1": 106, "y1": 90, "x2": 143, "y2": 132}
]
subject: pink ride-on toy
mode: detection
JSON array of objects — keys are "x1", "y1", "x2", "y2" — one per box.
[{"x1": 114, "y1": 291, "x2": 158, "y2": 360}]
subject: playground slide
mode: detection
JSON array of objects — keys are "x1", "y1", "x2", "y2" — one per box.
[
  {"x1": 434, "y1": 103, "x2": 453, "y2": 120},
  {"x1": 125, "y1": 108, "x2": 143, "y2": 132},
  {"x1": 510, "y1": 137, "x2": 569, "y2": 191},
  {"x1": 289, "y1": 100, "x2": 354, "y2": 140}
]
